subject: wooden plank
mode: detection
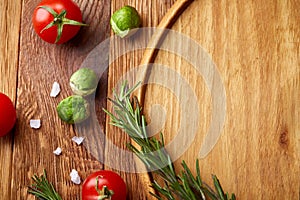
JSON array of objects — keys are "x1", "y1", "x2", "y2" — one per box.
[
  {"x1": 0, "y1": 0, "x2": 22, "y2": 199},
  {"x1": 11, "y1": 0, "x2": 111, "y2": 199},
  {"x1": 143, "y1": 0, "x2": 299, "y2": 199},
  {"x1": 105, "y1": 1, "x2": 176, "y2": 199},
  {"x1": 3, "y1": 0, "x2": 298, "y2": 199}
]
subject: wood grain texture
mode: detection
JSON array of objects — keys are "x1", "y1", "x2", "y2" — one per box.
[
  {"x1": 143, "y1": 0, "x2": 300, "y2": 199},
  {"x1": 0, "y1": 0, "x2": 22, "y2": 199},
  {"x1": 105, "y1": 1, "x2": 176, "y2": 199},
  {"x1": 11, "y1": 0, "x2": 111, "y2": 199},
  {"x1": 0, "y1": 0, "x2": 299, "y2": 199},
  {"x1": 136, "y1": 0, "x2": 194, "y2": 105}
]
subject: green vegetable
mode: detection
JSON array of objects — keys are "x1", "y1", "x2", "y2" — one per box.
[
  {"x1": 70, "y1": 68, "x2": 98, "y2": 96},
  {"x1": 110, "y1": 5, "x2": 141, "y2": 38},
  {"x1": 57, "y1": 95, "x2": 90, "y2": 124},
  {"x1": 104, "y1": 81, "x2": 236, "y2": 200},
  {"x1": 28, "y1": 169, "x2": 62, "y2": 200}
]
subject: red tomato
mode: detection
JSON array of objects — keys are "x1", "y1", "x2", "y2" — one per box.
[
  {"x1": 32, "y1": 0, "x2": 86, "y2": 44},
  {"x1": 0, "y1": 93, "x2": 16, "y2": 137},
  {"x1": 82, "y1": 170, "x2": 127, "y2": 200}
]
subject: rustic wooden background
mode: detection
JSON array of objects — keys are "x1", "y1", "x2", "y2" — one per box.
[{"x1": 0, "y1": 0, "x2": 299, "y2": 199}]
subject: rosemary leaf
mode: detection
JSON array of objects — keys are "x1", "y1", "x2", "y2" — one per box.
[
  {"x1": 28, "y1": 169, "x2": 62, "y2": 200},
  {"x1": 105, "y1": 81, "x2": 236, "y2": 200}
]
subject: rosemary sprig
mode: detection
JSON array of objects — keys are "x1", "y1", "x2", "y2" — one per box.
[
  {"x1": 28, "y1": 169, "x2": 62, "y2": 200},
  {"x1": 104, "y1": 81, "x2": 236, "y2": 200}
]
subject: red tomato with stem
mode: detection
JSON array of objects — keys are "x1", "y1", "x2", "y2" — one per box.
[
  {"x1": 0, "y1": 93, "x2": 16, "y2": 137},
  {"x1": 32, "y1": 0, "x2": 87, "y2": 44},
  {"x1": 82, "y1": 170, "x2": 127, "y2": 200}
]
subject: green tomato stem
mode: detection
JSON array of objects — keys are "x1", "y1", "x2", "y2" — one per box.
[
  {"x1": 95, "y1": 176, "x2": 114, "y2": 200},
  {"x1": 38, "y1": 6, "x2": 87, "y2": 43}
]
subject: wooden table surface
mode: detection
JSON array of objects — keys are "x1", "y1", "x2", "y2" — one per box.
[{"x1": 0, "y1": 0, "x2": 299, "y2": 199}]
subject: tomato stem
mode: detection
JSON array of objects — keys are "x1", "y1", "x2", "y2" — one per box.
[
  {"x1": 95, "y1": 176, "x2": 114, "y2": 200},
  {"x1": 38, "y1": 6, "x2": 87, "y2": 43}
]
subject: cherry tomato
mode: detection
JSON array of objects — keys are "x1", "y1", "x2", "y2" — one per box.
[
  {"x1": 32, "y1": 0, "x2": 86, "y2": 44},
  {"x1": 0, "y1": 93, "x2": 16, "y2": 137},
  {"x1": 82, "y1": 170, "x2": 127, "y2": 200}
]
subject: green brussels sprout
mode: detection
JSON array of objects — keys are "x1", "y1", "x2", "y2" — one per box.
[
  {"x1": 70, "y1": 68, "x2": 98, "y2": 96},
  {"x1": 57, "y1": 95, "x2": 90, "y2": 124},
  {"x1": 110, "y1": 5, "x2": 141, "y2": 38}
]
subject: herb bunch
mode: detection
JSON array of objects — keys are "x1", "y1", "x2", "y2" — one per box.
[
  {"x1": 28, "y1": 169, "x2": 62, "y2": 200},
  {"x1": 104, "y1": 81, "x2": 236, "y2": 200}
]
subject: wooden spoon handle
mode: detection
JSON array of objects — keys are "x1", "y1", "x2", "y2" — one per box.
[
  {"x1": 131, "y1": 0, "x2": 194, "y2": 198},
  {"x1": 136, "y1": 0, "x2": 194, "y2": 105}
]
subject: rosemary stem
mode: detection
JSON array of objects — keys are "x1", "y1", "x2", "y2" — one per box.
[{"x1": 105, "y1": 81, "x2": 235, "y2": 200}]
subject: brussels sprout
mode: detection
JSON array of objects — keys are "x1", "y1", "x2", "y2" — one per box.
[
  {"x1": 57, "y1": 95, "x2": 90, "y2": 124},
  {"x1": 110, "y1": 5, "x2": 141, "y2": 38},
  {"x1": 70, "y1": 68, "x2": 98, "y2": 96}
]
